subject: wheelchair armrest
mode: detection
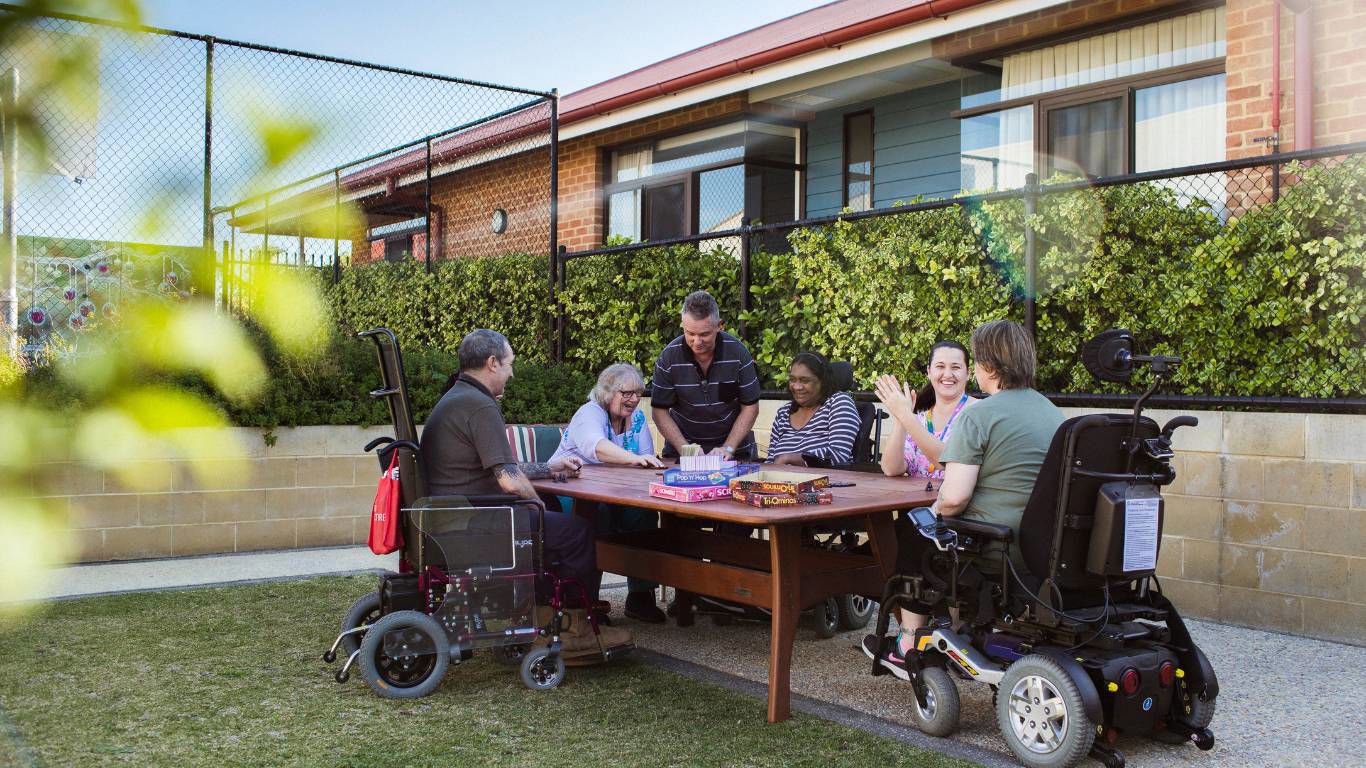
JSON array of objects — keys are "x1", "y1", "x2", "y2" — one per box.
[
  {"x1": 944, "y1": 518, "x2": 1014, "y2": 543},
  {"x1": 410, "y1": 494, "x2": 525, "y2": 508}
]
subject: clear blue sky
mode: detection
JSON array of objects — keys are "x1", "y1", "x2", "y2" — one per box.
[{"x1": 135, "y1": 0, "x2": 833, "y2": 95}]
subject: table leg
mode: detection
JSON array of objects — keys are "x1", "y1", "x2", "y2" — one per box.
[
  {"x1": 865, "y1": 511, "x2": 900, "y2": 579},
  {"x1": 660, "y1": 513, "x2": 696, "y2": 627},
  {"x1": 766, "y1": 523, "x2": 800, "y2": 723}
]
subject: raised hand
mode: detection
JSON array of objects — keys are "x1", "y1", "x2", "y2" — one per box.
[{"x1": 874, "y1": 374, "x2": 917, "y2": 426}]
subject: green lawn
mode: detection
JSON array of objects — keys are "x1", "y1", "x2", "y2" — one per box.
[{"x1": 0, "y1": 576, "x2": 976, "y2": 768}]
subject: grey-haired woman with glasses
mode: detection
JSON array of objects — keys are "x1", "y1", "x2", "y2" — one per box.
[{"x1": 549, "y1": 363, "x2": 668, "y2": 622}]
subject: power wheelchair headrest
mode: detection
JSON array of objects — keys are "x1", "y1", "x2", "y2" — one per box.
[{"x1": 828, "y1": 361, "x2": 855, "y2": 392}]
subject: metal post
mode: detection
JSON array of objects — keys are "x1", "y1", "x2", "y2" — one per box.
[
  {"x1": 738, "y1": 225, "x2": 751, "y2": 339},
  {"x1": 1022, "y1": 172, "x2": 1038, "y2": 339},
  {"x1": 557, "y1": 244, "x2": 567, "y2": 361},
  {"x1": 424, "y1": 138, "x2": 432, "y2": 273},
  {"x1": 202, "y1": 39, "x2": 214, "y2": 282},
  {"x1": 548, "y1": 91, "x2": 561, "y2": 362},
  {"x1": 1, "y1": 68, "x2": 17, "y2": 358},
  {"x1": 332, "y1": 169, "x2": 341, "y2": 283},
  {"x1": 263, "y1": 193, "x2": 270, "y2": 260}
]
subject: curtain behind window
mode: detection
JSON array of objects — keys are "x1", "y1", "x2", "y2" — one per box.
[{"x1": 1001, "y1": 7, "x2": 1225, "y2": 100}]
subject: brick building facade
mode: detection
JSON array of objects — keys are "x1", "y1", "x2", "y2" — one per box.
[{"x1": 341, "y1": 0, "x2": 1364, "y2": 265}]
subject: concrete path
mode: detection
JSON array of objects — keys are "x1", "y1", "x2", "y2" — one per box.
[
  {"x1": 29, "y1": 545, "x2": 398, "y2": 601},
  {"x1": 21, "y1": 546, "x2": 1366, "y2": 768}
]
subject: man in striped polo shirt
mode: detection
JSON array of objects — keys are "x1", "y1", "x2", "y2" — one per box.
[{"x1": 650, "y1": 290, "x2": 761, "y2": 460}]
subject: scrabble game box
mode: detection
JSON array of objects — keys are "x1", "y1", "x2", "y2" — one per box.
[{"x1": 728, "y1": 471, "x2": 829, "y2": 496}]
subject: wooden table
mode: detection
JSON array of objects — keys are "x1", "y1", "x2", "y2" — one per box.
[{"x1": 531, "y1": 464, "x2": 938, "y2": 723}]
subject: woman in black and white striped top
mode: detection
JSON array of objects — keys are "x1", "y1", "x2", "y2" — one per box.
[{"x1": 767, "y1": 352, "x2": 861, "y2": 466}]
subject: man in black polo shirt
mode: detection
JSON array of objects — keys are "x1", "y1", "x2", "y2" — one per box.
[
  {"x1": 420, "y1": 329, "x2": 631, "y2": 651},
  {"x1": 650, "y1": 290, "x2": 761, "y2": 460}
]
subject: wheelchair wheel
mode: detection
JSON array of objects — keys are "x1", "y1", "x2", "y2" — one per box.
[
  {"x1": 997, "y1": 655, "x2": 1095, "y2": 768},
  {"x1": 339, "y1": 591, "x2": 383, "y2": 657},
  {"x1": 1176, "y1": 677, "x2": 1217, "y2": 729},
  {"x1": 357, "y1": 610, "x2": 449, "y2": 699},
  {"x1": 519, "y1": 647, "x2": 566, "y2": 691},
  {"x1": 910, "y1": 666, "x2": 961, "y2": 737},
  {"x1": 812, "y1": 597, "x2": 840, "y2": 639},
  {"x1": 836, "y1": 593, "x2": 874, "y2": 630}
]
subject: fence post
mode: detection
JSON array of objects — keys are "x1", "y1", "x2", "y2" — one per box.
[
  {"x1": 739, "y1": 225, "x2": 751, "y2": 339},
  {"x1": 557, "y1": 244, "x2": 567, "y2": 363},
  {"x1": 1022, "y1": 172, "x2": 1038, "y2": 340},
  {"x1": 0, "y1": 68, "x2": 16, "y2": 358},
  {"x1": 332, "y1": 169, "x2": 340, "y2": 283},
  {"x1": 549, "y1": 91, "x2": 561, "y2": 363},
  {"x1": 202, "y1": 39, "x2": 214, "y2": 284},
  {"x1": 424, "y1": 138, "x2": 432, "y2": 273}
]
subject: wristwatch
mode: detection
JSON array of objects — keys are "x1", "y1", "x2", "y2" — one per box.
[{"x1": 721, "y1": 445, "x2": 735, "y2": 457}]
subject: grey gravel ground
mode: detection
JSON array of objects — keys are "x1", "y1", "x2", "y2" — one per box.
[{"x1": 599, "y1": 582, "x2": 1366, "y2": 768}]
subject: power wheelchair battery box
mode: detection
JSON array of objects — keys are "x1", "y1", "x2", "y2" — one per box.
[
  {"x1": 380, "y1": 572, "x2": 425, "y2": 614},
  {"x1": 1088, "y1": 482, "x2": 1163, "y2": 577}
]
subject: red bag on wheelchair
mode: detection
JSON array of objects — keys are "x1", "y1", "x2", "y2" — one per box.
[{"x1": 367, "y1": 451, "x2": 403, "y2": 555}]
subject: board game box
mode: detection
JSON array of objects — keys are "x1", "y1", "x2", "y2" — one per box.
[
  {"x1": 728, "y1": 471, "x2": 829, "y2": 495},
  {"x1": 649, "y1": 482, "x2": 732, "y2": 502}
]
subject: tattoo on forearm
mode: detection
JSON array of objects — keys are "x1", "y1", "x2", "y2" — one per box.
[
  {"x1": 493, "y1": 463, "x2": 526, "y2": 481},
  {"x1": 519, "y1": 462, "x2": 553, "y2": 480}
]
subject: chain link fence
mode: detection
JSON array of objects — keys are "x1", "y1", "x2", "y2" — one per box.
[
  {"x1": 0, "y1": 6, "x2": 555, "y2": 351},
  {"x1": 558, "y1": 142, "x2": 1366, "y2": 405}
]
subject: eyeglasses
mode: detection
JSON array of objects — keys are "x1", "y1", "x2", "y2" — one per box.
[{"x1": 617, "y1": 389, "x2": 645, "y2": 399}]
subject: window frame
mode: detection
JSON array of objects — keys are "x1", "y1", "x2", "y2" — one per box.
[
  {"x1": 841, "y1": 109, "x2": 874, "y2": 211},
  {"x1": 953, "y1": 59, "x2": 1225, "y2": 181},
  {"x1": 599, "y1": 115, "x2": 805, "y2": 244}
]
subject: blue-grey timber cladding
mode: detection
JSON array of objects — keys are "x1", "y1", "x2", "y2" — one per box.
[{"x1": 804, "y1": 80, "x2": 962, "y2": 218}]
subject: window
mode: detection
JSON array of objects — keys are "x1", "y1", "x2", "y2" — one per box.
[
  {"x1": 843, "y1": 111, "x2": 873, "y2": 211},
  {"x1": 604, "y1": 120, "x2": 800, "y2": 244},
  {"x1": 367, "y1": 216, "x2": 425, "y2": 262},
  {"x1": 956, "y1": 7, "x2": 1226, "y2": 189}
]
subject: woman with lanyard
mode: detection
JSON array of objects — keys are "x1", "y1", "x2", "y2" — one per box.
[{"x1": 875, "y1": 340, "x2": 976, "y2": 480}]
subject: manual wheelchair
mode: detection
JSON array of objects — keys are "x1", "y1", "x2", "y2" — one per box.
[
  {"x1": 870, "y1": 330, "x2": 1218, "y2": 768},
  {"x1": 321, "y1": 328, "x2": 631, "y2": 698}
]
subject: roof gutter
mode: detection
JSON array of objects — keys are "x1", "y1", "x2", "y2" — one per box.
[{"x1": 559, "y1": 0, "x2": 992, "y2": 124}]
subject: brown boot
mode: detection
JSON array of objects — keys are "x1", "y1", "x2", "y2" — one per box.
[{"x1": 562, "y1": 608, "x2": 633, "y2": 653}]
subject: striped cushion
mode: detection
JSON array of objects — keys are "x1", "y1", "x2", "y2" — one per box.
[{"x1": 505, "y1": 425, "x2": 565, "y2": 463}]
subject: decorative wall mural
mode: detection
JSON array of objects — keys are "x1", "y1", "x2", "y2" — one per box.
[{"x1": 16, "y1": 237, "x2": 202, "y2": 358}]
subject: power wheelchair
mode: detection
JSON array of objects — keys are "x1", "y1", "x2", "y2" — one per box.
[
  {"x1": 321, "y1": 328, "x2": 631, "y2": 698},
  {"x1": 870, "y1": 330, "x2": 1218, "y2": 768}
]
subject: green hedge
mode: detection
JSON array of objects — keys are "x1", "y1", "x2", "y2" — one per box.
[
  {"x1": 323, "y1": 253, "x2": 553, "y2": 365},
  {"x1": 16, "y1": 322, "x2": 590, "y2": 431},
  {"x1": 560, "y1": 243, "x2": 742, "y2": 375},
  {"x1": 313, "y1": 158, "x2": 1362, "y2": 402}
]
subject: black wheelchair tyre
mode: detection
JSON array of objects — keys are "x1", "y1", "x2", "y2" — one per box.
[
  {"x1": 836, "y1": 593, "x2": 875, "y2": 630},
  {"x1": 519, "y1": 647, "x2": 566, "y2": 691},
  {"x1": 812, "y1": 597, "x2": 840, "y2": 638},
  {"x1": 357, "y1": 610, "x2": 449, "y2": 700},
  {"x1": 340, "y1": 591, "x2": 384, "y2": 657},
  {"x1": 996, "y1": 655, "x2": 1096, "y2": 768},
  {"x1": 1177, "y1": 677, "x2": 1217, "y2": 729},
  {"x1": 910, "y1": 665, "x2": 962, "y2": 737}
]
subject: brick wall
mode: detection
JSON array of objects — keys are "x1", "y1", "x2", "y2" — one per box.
[
  {"x1": 350, "y1": 149, "x2": 552, "y2": 265},
  {"x1": 556, "y1": 95, "x2": 749, "y2": 252},
  {"x1": 43, "y1": 426, "x2": 387, "y2": 561}
]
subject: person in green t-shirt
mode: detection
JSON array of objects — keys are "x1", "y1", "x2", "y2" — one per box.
[{"x1": 864, "y1": 319, "x2": 1063, "y2": 679}]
